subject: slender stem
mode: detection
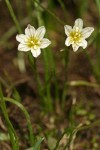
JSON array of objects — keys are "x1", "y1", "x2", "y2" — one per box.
[
  {"x1": 5, "y1": 0, "x2": 26, "y2": 73},
  {"x1": 34, "y1": 58, "x2": 42, "y2": 96},
  {"x1": 32, "y1": 0, "x2": 65, "y2": 25},
  {"x1": 62, "y1": 48, "x2": 70, "y2": 108},
  {"x1": 32, "y1": 0, "x2": 59, "y2": 111},
  {"x1": 5, "y1": 0, "x2": 22, "y2": 33},
  {"x1": 42, "y1": 49, "x2": 53, "y2": 112},
  {"x1": 34, "y1": 0, "x2": 44, "y2": 26},
  {"x1": 47, "y1": 47, "x2": 59, "y2": 104},
  {"x1": 28, "y1": 52, "x2": 43, "y2": 99},
  {"x1": 4, "y1": 97, "x2": 35, "y2": 146},
  {"x1": 0, "y1": 86, "x2": 19, "y2": 150},
  {"x1": 33, "y1": 0, "x2": 54, "y2": 112}
]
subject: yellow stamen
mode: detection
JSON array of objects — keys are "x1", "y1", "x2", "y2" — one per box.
[
  {"x1": 27, "y1": 36, "x2": 40, "y2": 48},
  {"x1": 70, "y1": 28, "x2": 82, "y2": 44}
]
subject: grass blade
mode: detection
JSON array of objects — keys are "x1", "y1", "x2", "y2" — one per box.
[{"x1": 4, "y1": 97, "x2": 35, "y2": 146}]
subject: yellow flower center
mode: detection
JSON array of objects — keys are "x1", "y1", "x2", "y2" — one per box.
[
  {"x1": 70, "y1": 28, "x2": 82, "y2": 44},
  {"x1": 27, "y1": 36, "x2": 40, "y2": 49}
]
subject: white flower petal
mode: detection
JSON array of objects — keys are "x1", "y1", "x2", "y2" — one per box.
[
  {"x1": 72, "y1": 44, "x2": 79, "y2": 52},
  {"x1": 18, "y1": 44, "x2": 30, "y2": 51},
  {"x1": 82, "y1": 27, "x2": 94, "y2": 39},
  {"x1": 25, "y1": 24, "x2": 36, "y2": 37},
  {"x1": 78, "y1": 39, "x2": 87, "y2": 49},
  {"x1": 16, "y1": 34, "x2": 27, "y2": 44},
  {"x1": 35, "y1": 26, "x2": 46, "y2": 40},
  {"x1": 65, "y1": 37, "x2": 71, "y2": 46},
  {"x1": 31, "y1": 48, "x2": 41, "y2": 57},
  {"x1": 40, "y1": 38, "x2": 51, "y2": 48},
  {"x1": 74, "y1": 18, "x2": 83, "y2": 29},
  {"x1": 64, "y1": 25, "x2": 72, "y2": 36}
]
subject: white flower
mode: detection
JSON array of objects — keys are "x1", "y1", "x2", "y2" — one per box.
[
  {"x1": 16, "y1": 24, "x2": 51, "y2": 57},
  {"x1": 64, "y1": 18, "x2": 94, "y2": 52}
]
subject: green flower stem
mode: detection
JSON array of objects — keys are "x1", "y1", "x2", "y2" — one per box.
[
  {"x1": 33, "y1": 58, "x2": 42, "y2": 95},
  {"x1": 61, "y1": 48, "x2": 70, "y2": 108},
  {"x1": 42, "y1": 48, "x2": 58, "y2": 110},
  {"x1": 28, "y1": 52, "x2": 43, "y2": 99},
  {"x1": 32, "y1": 0, "x2": 60, "y2": 111},
  {"x1": 4, "y1": 97, "x2": 35, "y2": 146},
  {"x1": 42, "y1": 49, "x2": 53, "y2": 112},
  {"x1": 33, "y1": 0, "x2": 54, "y2": 112},
  {"x1": 5, "y1": 0, "x2": 25, "y2": 73},
  {"x1": 28, "y1": 51, "x2": 51, "y2": 112},
  {"x1": 46, "y1": 48, "x2": 59, "y2": 104},
  {"x1": 0, "y1": 86, "x2": 19, "y2": 150}
]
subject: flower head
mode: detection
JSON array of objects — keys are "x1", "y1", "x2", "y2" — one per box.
[
  {"x1": 16, "y1": 24, "x2": 51, "y2": 57},
  {"x1": 64, "y1": 18, "x2": 94, "y2": 52}
]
